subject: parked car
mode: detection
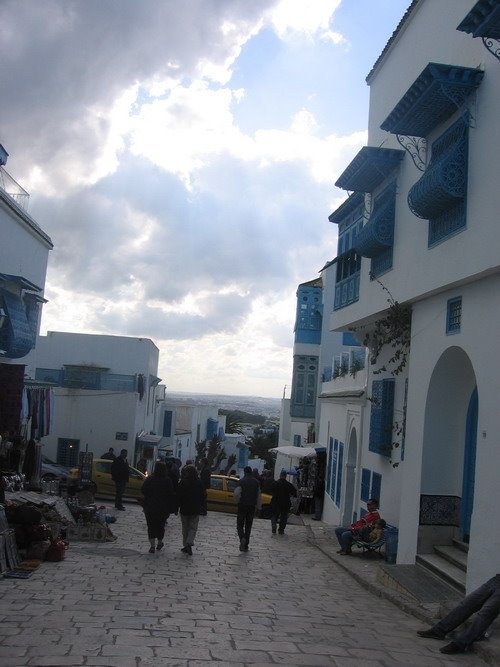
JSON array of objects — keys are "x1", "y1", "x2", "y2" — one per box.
[
  {"x1": 207, "y1": 475, "x2": 272, "y2": 518},
  {"x1": 70, "y1": 458, "x2": 146, "y2": 500},
  {"x1": 41, "y1": 455, "x2": 73, "y2": 482}
]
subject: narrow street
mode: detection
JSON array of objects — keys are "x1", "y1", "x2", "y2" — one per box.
[{"x1": 0, "y1": 504, "x2": 487, "y2": 666}]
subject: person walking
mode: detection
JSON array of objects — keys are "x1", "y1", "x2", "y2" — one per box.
[
  {"x1": 141, "y1": 461, "x2": 176, "y2": 553},
  {"x1": 110, "y1": 449, "x2": 129, "y2": 510},
  {"x1": 270, "y1": 470, "x2": 297, "y2": 535},
  {"x1": 177, "y1": 464, "x2": 206, "y2": 556},
  {"x1": 199, "y1": 457, "x2": 211, "y2": 516},
  {"x1": 235, "y1": 465, "x2": 261, "y2": 552}
]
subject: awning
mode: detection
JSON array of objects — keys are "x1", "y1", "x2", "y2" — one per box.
[
  {"x1": 269, "y1": 445, "x2": 318, "y2": 458},
  {"x1": 329, "y1": 192, "x2": 365, "y2": 225},
  {"x1": 335, "y1": 147, "x2": 404, "y2": 193},
  {"x1": 457, "y1": 1, "x2": 500, "y2": 39},
  {"x1": 381, "y1": 63, "x2": 484, "y2": 138},
  {"x1": 0, "y1": 273, "x2": 42, "y2": 292},
  {"x1": 137, "y1": 434, "x2": 163, "y2": 445}
]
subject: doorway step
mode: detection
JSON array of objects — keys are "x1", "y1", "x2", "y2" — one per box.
[{"x1": 415, "y1": 538, "x2": 468, "y2": 594}]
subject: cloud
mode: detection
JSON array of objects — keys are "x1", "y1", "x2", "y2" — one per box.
[
  {"x1": 268, "y1": 0, "x2": 346, "y2": 43},
  {"x1": 0, "y1": 0, "x2": 278, "y2": 191},
  {"x1": 2, "y1": 0, "x2": 368, "y2": 396}
]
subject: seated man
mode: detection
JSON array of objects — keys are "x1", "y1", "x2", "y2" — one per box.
[
  {"x1": 335, "y1": 498, "x2": 380, "y2": 555},
  {"x1": 417, "y1": 573, "x2": 500, "y2": 654}
]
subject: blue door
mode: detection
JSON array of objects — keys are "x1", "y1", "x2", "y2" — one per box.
[{"x1": 460, "y1": 387, "x2": 478, "y2": 541}]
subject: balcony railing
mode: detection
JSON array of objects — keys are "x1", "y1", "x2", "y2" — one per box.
[
  {"x1": 334, "y1": 272, "x2": 360, "y2": 310},
  {"x1": 0, "y1": 167, "x2": 30, "y2": 211}
]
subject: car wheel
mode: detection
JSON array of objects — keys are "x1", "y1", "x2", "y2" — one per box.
[{"x1": 260, "y1": 506, "x2": 272, "y2": 519}]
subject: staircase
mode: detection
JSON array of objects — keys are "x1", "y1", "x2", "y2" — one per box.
[{"x1": 416, "y1": 538, "x2": 468, "y2": 594}]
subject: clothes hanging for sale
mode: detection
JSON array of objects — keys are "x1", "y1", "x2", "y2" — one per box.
[{"x1": 21, "y1": 387, "x2": 54, "y2": 441}]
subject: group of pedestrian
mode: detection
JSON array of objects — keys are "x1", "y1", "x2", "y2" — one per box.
[{"x1": 141, "y1": 460, "x2": 206, "y2": 555}]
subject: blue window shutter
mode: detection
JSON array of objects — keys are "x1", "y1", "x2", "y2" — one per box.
[
  {"x1": 361, "y1": 468, "x2": 371, "y2": 502},
  {"x1": 330, "y1": 439, "x2": 338, "y2": 501},
  {"x1": 371, "y1": 472, "x2": 382, "y2": 503},
  {"x1": 369, "y1": 379, "x2": 395, "y2": 456},
  {"x1": 326, "y1": 438, "x2": 333, "y2": 495},
  {"x1": 342, "y1": 332, "x2": 361, "y2": 347},
  {"x1": 162, "y1": 411, "x2": 172, "y2": 437},
  {"x1": 335, "y1": 441, "x2": 344, "y2": 506},
  {"x1": 207, "y1": 418, "x2": 218, "y2": 440}
]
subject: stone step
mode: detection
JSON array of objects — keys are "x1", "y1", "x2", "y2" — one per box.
[
  {"x1": 416, "y1": 553, "x2": 466, "y2": 594},
  {"x1": 452, "y1": 537, "x2": 469, "y2": 553},
  {"x1": 434, "y1": 544, "x2": 468, "y2": 572}
]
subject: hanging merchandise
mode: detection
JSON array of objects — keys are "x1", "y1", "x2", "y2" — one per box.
[{"x1": 21, "y1": 387, "x2": 54, "y2": 441}]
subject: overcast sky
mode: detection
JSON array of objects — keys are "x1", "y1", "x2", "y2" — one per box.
[{"x1": 1, "y1": 0, "x2": 409, "y2": 398}]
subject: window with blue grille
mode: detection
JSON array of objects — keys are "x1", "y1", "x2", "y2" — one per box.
[
  {"x1": 355, "y1": 181, "x2": 397, "y2": 278},
  {"x1": 408, "y1": 118, "x2": 469, "y2": 246},
  {"x1": 369, "y1": 379, "x2": 395, "y2": 456},
  {"x1": 446, "y1": 297, "x2": 462, "y2": 335},
  {"x1": 331, "y1": 194, "x2": 364, "y2": 311},
  {"x1": 163, "y1": 411, "x2": 173, "y2": 437}
]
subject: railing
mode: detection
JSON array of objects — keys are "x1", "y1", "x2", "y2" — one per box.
[
  {"x1": 0, "y1": 166, "x2": 30, "y2": 211},
  {"x1": 333, "y1": 272, "x2": 360, "y2": 310}
]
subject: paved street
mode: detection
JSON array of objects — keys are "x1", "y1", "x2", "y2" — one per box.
[{"x1": 0, "y1": 503, "x2": 488, "y2": 666}]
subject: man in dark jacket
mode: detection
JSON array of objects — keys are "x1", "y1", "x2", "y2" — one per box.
[
  {"x1": 235, "y1": 466, "x2": 261, "y2": 551},
  {"x1": 111, "y1": 449, "x2": 129, "y2": 510},
  {"x1": 270, "y1": 470, "x2": 297, "y2": 535},
  {"x1": 199, "y1": 458, "x2": 211, "y2": 516}
]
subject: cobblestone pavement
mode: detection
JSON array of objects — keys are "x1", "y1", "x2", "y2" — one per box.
[{"x1": 0, "y1": 503, "x2": 489, "y2": 666}]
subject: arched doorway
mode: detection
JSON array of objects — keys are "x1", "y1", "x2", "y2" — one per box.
[
  {"x1": 342, "y1": 427, "x2": 357, "y2": 526},
  {"x1": 421, "y1": 347, "x2": 477, "y2": 547}
]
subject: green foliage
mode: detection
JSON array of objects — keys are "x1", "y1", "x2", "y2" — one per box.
[
  {"x1": 352, "y1": 275, "x2": 411, "y2": 377},
  {"x1": 218, "y1": 409, "x2": 266, "y2": 426},
  {"x1": 223, "y1": 453, "x2": 237, "y2": 474},
  {"x1": 352, "y1": 276, "x2": 411, "y2": 465},
  {"x1": 247, "y1": 429, "x2": 278, "y2": 468},
  {"x1": 223, "y1": 411, "x2": 244, "y2": 434},
  {"x1": 194, "y1": 435, "x2": 227, "y2": 471}
]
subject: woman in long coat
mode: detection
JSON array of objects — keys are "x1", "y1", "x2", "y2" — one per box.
[
  {"x1": 141, "y1": 461, "x2": 176, "y2": 553},
  {"x1": 177, "y1": 464, "x2": 206, "y2": 556}
]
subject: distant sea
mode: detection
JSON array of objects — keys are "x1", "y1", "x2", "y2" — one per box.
[{"x1": 164, "y1": 390, "x2": 281, "y2": 419}]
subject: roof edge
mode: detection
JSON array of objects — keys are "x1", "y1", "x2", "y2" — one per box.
[{"x1": 366, "y1": 0, "x2": 422, "y2": 84}]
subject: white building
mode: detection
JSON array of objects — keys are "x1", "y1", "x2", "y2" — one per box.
[
  {"x1": 325, "y1": 0, "x2": 500, "y2": 592},
  {"x1": 0, "y1": 145, "x2": 53, "y2": 439},
  {"x1": 35, "y1": 331, "x2": 162, "y2": 467}
]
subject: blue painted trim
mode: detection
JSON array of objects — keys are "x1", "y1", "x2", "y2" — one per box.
[
  {"x1": 336, "y1": 441, "x2": 344, "y2": 507},
  {"x1": 460, "y1": 387, "x2": 478, "y2": 540},
  {"x1": 360, "y1": 468, "x2": 371, "y2": 501}
]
